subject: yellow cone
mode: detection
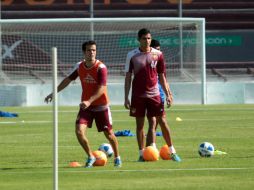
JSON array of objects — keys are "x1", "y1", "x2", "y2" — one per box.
[{"x1": 176, "y1": 117, "x2": 182, "y2": 121}]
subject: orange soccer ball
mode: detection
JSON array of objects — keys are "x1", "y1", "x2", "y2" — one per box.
[
  {"x1": 143, "y1": 146, "x2": 159, "y2": 161},
  {"x1": 159, "y1": 145, "x2": 172, "y2": 160},
  {"x1": 92, "y1": 150, "x2": 107, "y2": 166}
]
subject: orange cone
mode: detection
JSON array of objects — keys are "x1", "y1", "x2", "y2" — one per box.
[{"x1": 69, "y1": 161, "x2": 82, "y2": 168}]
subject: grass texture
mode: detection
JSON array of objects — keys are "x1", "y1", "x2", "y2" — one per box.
[{"x1": 1, "y1": 104, "x2": 254, "y2": 190}]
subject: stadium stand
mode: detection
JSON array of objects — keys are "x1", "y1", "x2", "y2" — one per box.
[
  {"x1": 207, "y1": 61, "x2": 254, "y2": 82},
  {"x1": 2, "y1": 0, "x2": 254, "y2": 30}
]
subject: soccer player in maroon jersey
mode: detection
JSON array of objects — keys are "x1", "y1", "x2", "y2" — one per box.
[
  {"x1": 124, "y1": 29, "x2": 181, "y2": 162},
  {"x1": 45, "y1": 40, "x2": 122, "y2": 167}
]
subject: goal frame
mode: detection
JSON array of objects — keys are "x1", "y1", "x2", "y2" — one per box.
[{"x1": 0, "y1": 17, "x2": 206, "y2": 104}]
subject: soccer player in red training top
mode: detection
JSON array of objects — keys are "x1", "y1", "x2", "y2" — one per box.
[
  {"x1": 45, "y1": 40, "x2": 122, "y2": 168},
  {"x1": 150, "y1": 39, "x2": 181, "y2": 162},
  {"x1": 124, "y1": 29, "x2": 180, "y2": 162}
]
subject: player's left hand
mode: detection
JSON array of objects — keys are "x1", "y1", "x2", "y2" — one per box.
[
  {"x1": 80, "y1": 101, "x2": 90, "y2": 110},
  {"x1": 124, "y1": 99, "x2": 131, "y2": 109}
]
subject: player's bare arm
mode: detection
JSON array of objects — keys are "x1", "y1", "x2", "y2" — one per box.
[
  {"x1": 158, "y1": 73, "x2": 173, "y2": 107},
  {"x1": 124, "y1": 72, "x2": 132, "y2": 109},
  {"x1": 80, "y1": 85, "x2": 106, "y2": 110},
  {"x1": 44, "y1": 77, "x2": 72, "y2": 103}
]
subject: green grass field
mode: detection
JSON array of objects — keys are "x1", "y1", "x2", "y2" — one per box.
[{"x1": 1, "y1": 104, "x2": 254, "y2": 190}]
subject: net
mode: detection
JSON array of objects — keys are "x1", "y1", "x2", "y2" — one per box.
[{"x1": 0, "y1": 18, "x2": 205, "y2": 84}]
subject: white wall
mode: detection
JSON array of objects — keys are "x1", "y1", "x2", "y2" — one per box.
[{"x1": 1, "y1": 82, "x2": 254, "y2": 106}]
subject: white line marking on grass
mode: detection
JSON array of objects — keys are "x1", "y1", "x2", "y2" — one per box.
[
  {"x1": 15, "y1": 110, "x2": 129, "y2": 113},
  {"x1": 63, "y1": 167, "x2": 254, "y2": 173},
  {"x1": 1, "y1": 116, "x2": 253, "y2": 125},
  {"x1": 1, "y1": 167, "x2": 253, "y2": 174},
  {"x1": 0, "y1": 121, "x2": 52, "y2": 124},
  {"x1": 169, "y1": 108, "x2": 254, "y2": 112},
  {"x1": 12, "y1": 107, "x2": 254, "y2": 114},
  {"x1": 0, "y1": 121, "x2": 18, "y2": 124},
  {"x1": 178, "y1": 118, "x2": 254, "y2": 122},
  {"x1": 0, "y1": 120, "x2": 133, "y2": 125}
]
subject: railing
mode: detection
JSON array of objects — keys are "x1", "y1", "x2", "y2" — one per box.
[
  {"x1": 1, "y1": 1, "x2": 254, "y2": 29},
  {"x1": 2, "y1": 61, "x2": 254, "y2": 83}
]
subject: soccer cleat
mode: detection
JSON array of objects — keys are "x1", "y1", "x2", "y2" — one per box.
[
  {"x1": 114, "y1": 157, "x2": 122, "y2": 167},
  {"x1": 137, "y1": 156, "x2": 145, "y2": 162},
  {"x1": 85, "y1": 157, "x2": 96, "y2": 168},
  {"x1": 170, "y1": 153, "x2": 181, "y2": 162}
]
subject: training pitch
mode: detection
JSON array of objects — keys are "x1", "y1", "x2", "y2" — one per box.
[{"x1": 0, "y1": 104, "x2": 254, "y2": 190}]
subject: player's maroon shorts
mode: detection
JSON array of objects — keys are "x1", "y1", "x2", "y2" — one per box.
[
  {"x1": 130, "y1": 95, "x2": 164, "y2": 117},
  {"x1": 76, "y1": 107, "x2": 112, "y2": 132}
]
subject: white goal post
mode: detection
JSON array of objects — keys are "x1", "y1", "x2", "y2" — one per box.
[{"x1": 0, "y1": 17, "x2": 206, "y2": 104}]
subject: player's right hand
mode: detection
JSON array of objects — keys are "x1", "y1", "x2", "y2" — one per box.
[
  {"x1": 166, "y1": 94, "x2": 173, "y2": 108},
  {"x1": 44, "y1": 94, "x2": 53, "y2": 103},
  {"x1": 124, "y1": 99, "x2": 130, "y2": 109}
]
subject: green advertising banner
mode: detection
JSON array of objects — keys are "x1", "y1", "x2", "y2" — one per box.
[
  {"x1": 206, "y1": 36, "x2": 242, "y2": 46},
  {"x1": 119, "y1": 35, "x2": 242, "y2": 47}
]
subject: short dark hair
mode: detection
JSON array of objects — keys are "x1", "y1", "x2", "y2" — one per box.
[
  {"x1": 138, "y1": 28, "x2": 151, "y2": 39},
  {"x1": 151, "y1": 39, "x2": 160, "y2": 48},
  {"x1": 82, "y1": 40, "x2": 96, "y2": 52}
]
